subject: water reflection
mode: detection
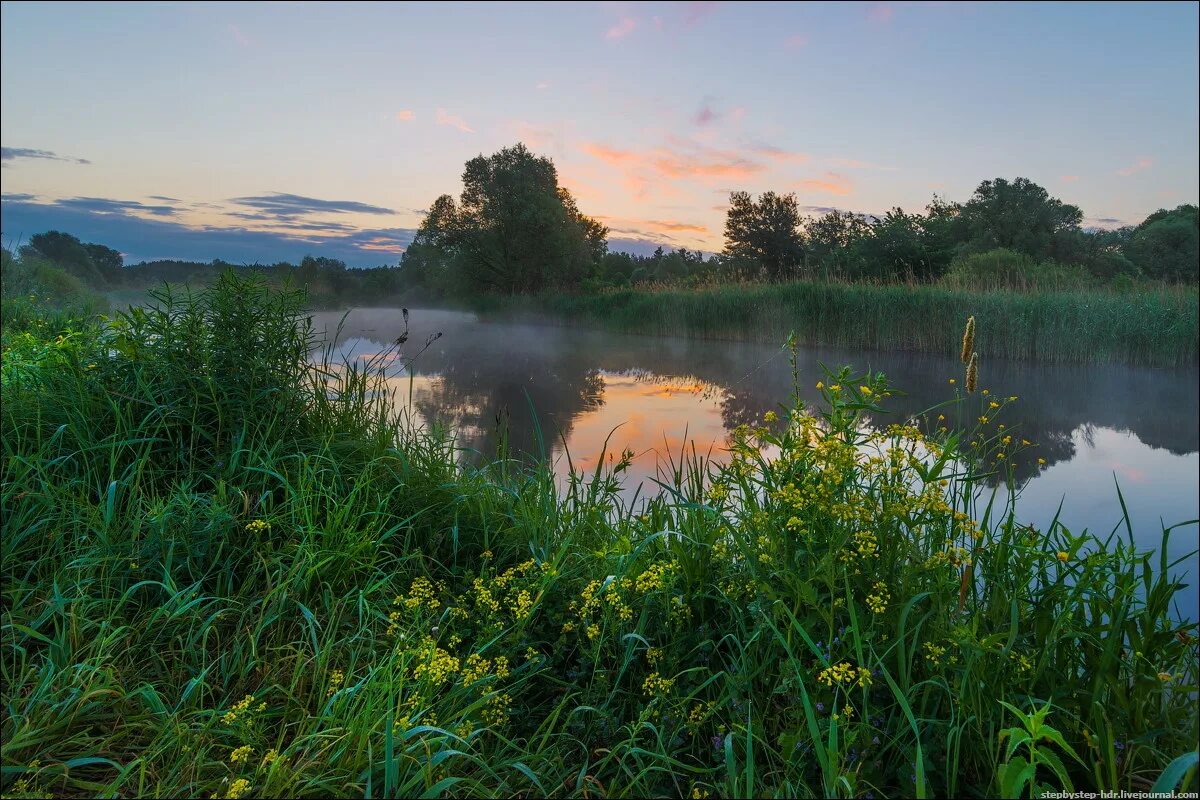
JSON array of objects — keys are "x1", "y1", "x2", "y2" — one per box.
[{"x1": 312, "y1": 307, "x2": 1200, "y2": 618}]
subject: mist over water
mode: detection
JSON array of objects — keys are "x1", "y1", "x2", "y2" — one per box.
[{"x1": 312, "y1": 307, "x2": 1200, "y2": 619}]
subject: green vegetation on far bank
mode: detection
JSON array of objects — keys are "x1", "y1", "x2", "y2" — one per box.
[
  {"x1": 483, "y1": 276, "x2": 1199, "y2": 368},
  {"x1": 2, "y1": 273, "x2": 1197, "y2": 798}
]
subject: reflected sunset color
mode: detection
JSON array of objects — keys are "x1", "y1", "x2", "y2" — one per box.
[{"x1": 313, "y1": 306, "x2": 1200, "y2": 617}]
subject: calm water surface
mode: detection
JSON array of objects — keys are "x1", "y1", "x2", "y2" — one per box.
[{"x1": 311, "y1": 307, "x2": 1200, "y2": 619}]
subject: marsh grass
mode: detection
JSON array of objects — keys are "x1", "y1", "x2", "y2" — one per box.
[
  {"x1": 494, "y1": 280, "x2": 1199, "y2": 368},
  {"x1": 1, "y1": 273, "x2": 1196, "y2": 798}
]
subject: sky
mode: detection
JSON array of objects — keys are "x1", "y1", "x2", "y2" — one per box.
[{"x1": 2, "y1": 1, "x2": 1198, "y2": 266}]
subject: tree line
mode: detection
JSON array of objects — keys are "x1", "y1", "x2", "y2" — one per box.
[
  {"x1": 3, "y1": 231, "x2": 408, "y2": 305},
  {"x1": 399, "y1": 143, "x2": 1196, "y2": 294},
  {"x1": 5, "y1": 142, "x2": 1196, "y2": 303}
]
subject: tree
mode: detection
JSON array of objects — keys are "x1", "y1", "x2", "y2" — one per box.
[
  {"x1": 722, "y1": 191, "x2": 804, "y2": 279},
  {"x1": 1124, "y1": 204, "x2": 1198, "y2": 282},
  {"x1": 83, "y1": 242, "x2": 124, "y2": 283},
  {"x1": 958, "y1": 178, "x2": 1083, "y2": 262},
  {"x1": 851, "y1": 208, "x2": 933, "y2": 281},
  {"x1": 404, "y1": 143, "x2": 608, "y2": 295},
  {"x1": 21, "y1": 230, "x2": 107, "y2": 286},
  {"x1": 805, "y1": 210, "x2": 873, "y2": 278}
]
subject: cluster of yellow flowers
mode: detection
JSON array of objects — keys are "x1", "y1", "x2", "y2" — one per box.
[
  {"x1": 816, "y1": 662, "x2": 872, "y2": 688},
  {"x1": 402, "y1": 576, "x2": 441, "y2": 611},
  {"x1": 845, "y1": 529, "x2": 879, "y2": 561},
  {"x1": 245, "y1": 519, "x2": 270, "y2": 534},
  {"x1": 326, "y1": 669, "x2": 344, "y2": 697},
  {"x1": 260, "y1": 748, "x2": 280, "y2": 769},
  {"x1": 221, "y1": 694, "x2": 265, "y2": 726},
  {"x1": 223, "y1": 778, "x2": 252, "y2": 799},
  {"x1": 510, "y1": 589, "x2": 534, "y2": 619},
  {"x1": 413, "y1": 638, "x2": 460, "y2": 686},
  {"x1": 923, "y1": 642, "x2": 948, "y2": 666},
  {"x1": 461, "y1": 653, "x2": 510, "y2": 686},
  {"x1": 481, "y1": 692, "x2": 512, "y2": 727},
  {"x1": 865, "y1": 581, "x2": 890, "y2": 614},
  {"x1": 686, "y1": 701, "x2": 714, "y2": 730},
  {"x1": 706, "y1": 482, "x2": 731, "y2": 504},
  {"x1": 229, "y1": 745, "x2": 253, "y2": 764},
  {"x1": 1010, "y1": 652, "x2": 1034, "y2": 673},
  {"x1": 635, "y1": 562, "x2": 672, "y2": 593},
  {"x1": 642, "y1": 672, "x2": 676, "y2": 696}
]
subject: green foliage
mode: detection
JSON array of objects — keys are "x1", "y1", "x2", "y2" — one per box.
[
  {"x1": 19, "y1": 230, "x2": 109, "y2": 287},
  {"x1": 851, "y1": 207, "x2": 956, "y2": 282},
  {"x1": 723, "y1": 191, "x2": 805, "y2": 279},
  {"x1": 1, "y1": 247, "x2": 109, "y2": 327},
  {"x1": 996, "y1": 701, "x2": 1084, "y2": 798},
  {"x1": 2, "y1": 279, "x2": 1196, "y2": 797},
  {"x1": 1125, "y1": 204, "x2": 1199, "y2": 283},
  {"x1": 940, "y1": 248, "x2": 1099, "y2": 292},
  {"x1": 403, "y1": 143, "x2": 608, "y2": 295},
  {"x1": 957, "y1": 177, "x2": 1083, "y2": 262}
]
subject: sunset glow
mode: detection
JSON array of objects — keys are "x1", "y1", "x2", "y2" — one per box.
[{"x1": 2, "y1": 1, "x2": 1197, "y2": 264}]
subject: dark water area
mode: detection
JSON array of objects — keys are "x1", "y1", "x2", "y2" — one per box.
[{"x1": 311, "y1": 307, "x2": 1200, "y2": 620}]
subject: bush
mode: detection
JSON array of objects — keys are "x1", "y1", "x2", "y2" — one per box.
[{"x1": 940, "y1": 248, "x2": 1098, "y2": 291}]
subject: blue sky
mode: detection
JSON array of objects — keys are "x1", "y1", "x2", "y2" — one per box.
[{"x1": 2, "y1": 1, "x2": 1197, "y2": 265}]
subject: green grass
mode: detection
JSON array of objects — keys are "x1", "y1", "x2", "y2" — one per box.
[
  {"x1": 485, "y1": 280, "x2": 1199, "y2": 368},
  {"x1": 2, "y1": 273, "x2": 1197, "y2": 799}
]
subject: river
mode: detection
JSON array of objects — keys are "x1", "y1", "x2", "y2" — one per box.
[{"x1": 311, "y1": 307, "x2": 1200, "y2": 620}]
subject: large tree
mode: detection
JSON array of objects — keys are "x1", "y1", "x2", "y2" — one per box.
[
  {"x1": 1123, "y1": 204, "x2": 1198, "y2": 283},
  {"x1": 20, "y1": 230, "x2": 107, "y2": 286},
  {"x1": 722, "y1": 191, "x2": 805, "y2": 279},
  {"x1": 958, "y1": 177, "x2": 1083, "y2": 262},
  {"x1": 404, "y1": 143, "x2": 607, "y2": 294}
]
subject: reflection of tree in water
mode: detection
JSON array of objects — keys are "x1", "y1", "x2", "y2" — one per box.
[
  {"x1": 413, "y1": 360, "x2": 605, "y2": 462},
  {"x1": 309, "y1": 308, "x2": 1199, "y2": 484}
]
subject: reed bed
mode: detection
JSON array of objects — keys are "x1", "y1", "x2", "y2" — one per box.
[{"x1": 509, "y1": 281, "x2": 1199, "y2": 368}]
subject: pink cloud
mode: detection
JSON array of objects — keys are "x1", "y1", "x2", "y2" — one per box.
[
  {"x1": 395, "y1": 109, "x2": 414, "y2": 122},
  {"x1": 750, "y1": 143, "x2": 810, "y2": 163},
  {"x1": 535, "y1": 81, "x2": 551, "y2": 90},
  {"x1": 581, "y1": 138, "x2": 766, "y2": 202},
  {"x1": 1115, "y1": 157, "x2": 1152, "y2": 177},
  {"x1": 867, "y1": 3, "x2": 894, "y2": 23},
  {"x1": 435, "y1": 109, "x2": 474, "y2": 133},
  {"x1": 581, "y1": 142, "x2": 639, "y2": 164},
  {"x1": 598, "y1": 215, "x2": 710, "y2": 234},
  {"x1": 785, "y1": 33, "x2": 809, "y2": 49},
  {"x1": 1060, "y1": 174, "x2": 1079, "y2": 182},
  {"x1": 606, "y1": 17, "x2": 637, "y2": 39},
  {"x1": 797, "y1": 171, "x2": 854, "y2": 196}
]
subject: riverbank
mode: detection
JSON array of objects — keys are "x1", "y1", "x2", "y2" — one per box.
[
  {"x1": 478, "y1": 281, "x2": 1199, "y2": 368},
  {"x1": 2, "y1": 274, "x2": 1196, "y2": 798}
]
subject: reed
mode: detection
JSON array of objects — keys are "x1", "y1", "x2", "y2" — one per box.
[{"x1": 496, "y1": 280, "x2": 1199, "y2": 368}]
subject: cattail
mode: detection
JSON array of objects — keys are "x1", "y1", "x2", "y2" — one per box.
[
  {"x1": 960, "y1": 316, "x2": 975, "y2": 364},
  {"x1": 966, "y1": 352, "x2": 979, "y2": 394}
]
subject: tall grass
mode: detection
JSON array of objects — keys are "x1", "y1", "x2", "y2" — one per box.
[
  {"x1": 494, "y1": 280, "x2": 1199, "y2": 368},
  {"x1": 2, "y1": 273, "x2": 1196, "y2": 798}
]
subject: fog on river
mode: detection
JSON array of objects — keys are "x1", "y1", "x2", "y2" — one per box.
[{"x1": 310, "y1": 307, "x2": 1200, "y2": 619}]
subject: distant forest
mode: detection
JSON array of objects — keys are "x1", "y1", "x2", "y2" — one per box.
[{"x1": 2, "y1": 143, "x2": 1196, "y2": 305}]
